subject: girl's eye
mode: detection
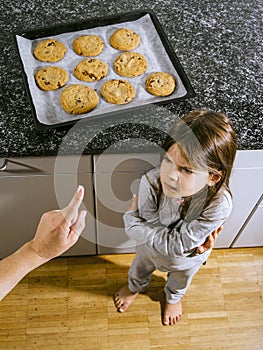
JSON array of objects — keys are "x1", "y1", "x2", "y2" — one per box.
[{"x1": 181, "y1": 167, "x2": 193, "y2": 174}]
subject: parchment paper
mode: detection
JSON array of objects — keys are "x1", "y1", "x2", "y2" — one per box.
[{"x1": 16, "y1": 14, "x2": 187, "y2": 126}]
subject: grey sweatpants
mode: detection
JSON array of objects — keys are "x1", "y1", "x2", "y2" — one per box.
[{"x1": 128, "y1": 242, "x2": 211, "y2": 304}]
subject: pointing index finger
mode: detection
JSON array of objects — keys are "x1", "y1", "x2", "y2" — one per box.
[{"x1": 63, "y1": 185, "x2": 85, "y2": 217}]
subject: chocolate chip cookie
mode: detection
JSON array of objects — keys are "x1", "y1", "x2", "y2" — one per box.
[
  {"x1": 114, "y1": 52, "x2": 147, "y2": 77},
  {"x1": 34, "y1": 66, "x2": 68, "y2": 91},
  {"x1": 74, "y1": 58, "x2": 108, "y2": 82},
  {"x1": 60, "y1": 84, "x2": 99, "y2": 114},
  {"x1": 110, "y1": 28, "x2": 140, "y2": 51},
  {"x1": 100, "y1": 79, "x2": 135, "y2": 104},
  {"x1": 73, "y1": 35, "x2": 104, "y2": 56},
  {"x1": 145, "y1": 72, "x2": 176, "y2": 96},
  {"x1": 33, "y1": 39, "x2": 66, "y2": 62}
]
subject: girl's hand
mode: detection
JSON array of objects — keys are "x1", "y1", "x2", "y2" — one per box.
[
  {"x1": 127, "y1": 194, "x2": 138, "y2": 211},
  {"x1": 197, "y1": 226, "x2": 223, "y2": 254}
]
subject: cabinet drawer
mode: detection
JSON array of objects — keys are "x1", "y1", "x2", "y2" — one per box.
[
  {"x1": 0, "y1": 173, "x2": 96, "y2": 258},
  {"x1": 232, "y1": 195, "x2": 263, "y2": 248},
  {"x1": 0, "y1": 155, "x2": 92, "y2": 176},
  {"x1": 215, "y1": 150, "x2": 263, "y2": 248},
  {"x1": 94, "y1": 172, "x2": 139, "y2": 254},
  {"x1": 94, "y1": 152, "x2": 160, "y2": 254}
]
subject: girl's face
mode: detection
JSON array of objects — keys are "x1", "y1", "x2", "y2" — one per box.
[{"x1": 160, "y1": 144, "x2": 211, "y2": 198}]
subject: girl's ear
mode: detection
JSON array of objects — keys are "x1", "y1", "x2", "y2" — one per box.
[{"x1": 208, "y1": 172, "x2": 222, "y2": 186}]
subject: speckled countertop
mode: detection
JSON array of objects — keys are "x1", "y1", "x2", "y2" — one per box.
[{"x1": 1, "y1": 0, "x2": 262, "y2": 157}]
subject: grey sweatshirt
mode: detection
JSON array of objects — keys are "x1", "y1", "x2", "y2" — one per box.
[{"x1": 123, "y1": 167, "x2": 232, "y2": 258}]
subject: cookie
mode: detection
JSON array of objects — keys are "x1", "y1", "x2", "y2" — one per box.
[
  {"x1": 34, "y1": 66, "x2": 68, "y2": 91},
  {"x1": 33, "y1": 39, "x2": 66, "y2": 62},
  {"x1": 74, "y1": 58, "x2": 108, "y2": 82},
  {"x1": 73, "y1": 35, "x2": 104, "y2": 56},
  {"x1": 101, "y1": 79, "x2": 135, "y2": 104},
  {"x1": 60, "y1": 84, "x2": 99, "y2": 114},
  {"x1": 110, "y1": 28, "x2": 140, "y2": 51},
  {"x1": 114, "y1": 52, "x2": 147, "y2": 77},
  {"x1": 145, "y1": 72, "x2": 176, "y2": 96}
]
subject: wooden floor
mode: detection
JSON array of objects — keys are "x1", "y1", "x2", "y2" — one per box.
[{"x1": 0, "y1": 247, "x2": 262, "y2": 350}]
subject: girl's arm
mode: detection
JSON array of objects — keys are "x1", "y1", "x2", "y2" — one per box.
[
  {"x1": 123, "y1": 191, "x2": 232, "y2": 257},
  {"x1": 137, "y1": 173, "x2": 160, "y2": 224}
]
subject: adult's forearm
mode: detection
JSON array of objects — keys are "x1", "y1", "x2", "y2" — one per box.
[{"x1": 0, "y1": 241, "x2": 47, "y2": 301}]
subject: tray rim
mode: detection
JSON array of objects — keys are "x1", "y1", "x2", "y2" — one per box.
[{"x1": 13, "y1": 8, "x2": 196, "y2": 130}]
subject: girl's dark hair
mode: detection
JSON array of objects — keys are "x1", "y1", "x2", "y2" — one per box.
[{"x1": 161, "y1": 109, "x2": 238, "y2": 221}]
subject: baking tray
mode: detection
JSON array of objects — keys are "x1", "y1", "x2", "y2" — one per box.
[{"x1": 14, "y1": 9, "x2": 196, "y2": 130}]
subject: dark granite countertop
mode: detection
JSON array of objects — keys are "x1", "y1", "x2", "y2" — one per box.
[{"x1": 1, "y1": 0, "x2": 262, "y2": 157}]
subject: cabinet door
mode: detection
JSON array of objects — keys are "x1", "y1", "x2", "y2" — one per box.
[
  {"x1": 215, "y1": 150, "x2": 263, "y2": 248},
  {"x1": 94, "y1": 153, "x2": 160, "y2": 254},
  {"x1": 232, "y1": 195, "x2": 263, "y2": 247},
  {"x1": 0, "y1": 157, "x2": 96, "y2": 258}
]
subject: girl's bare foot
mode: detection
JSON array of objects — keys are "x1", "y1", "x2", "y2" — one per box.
[
  {"x1": 114, "y1": 285, "x2": 138, "y2": 312},
  {"x1": 163, "y1": 300, "x2": 182, "y2": 325}
]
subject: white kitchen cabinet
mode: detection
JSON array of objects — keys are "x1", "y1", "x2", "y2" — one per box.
[
  {"x1": 93, "y1": 153, "x2": 160, "y2": 254},
  {"x1": 215, "y1": 150, "x2": 263, "y2": 248},
  {"x1": 231, "y1": 194, "x2": 263, "y2": 247},
  {"x1": 0, "y1": 156, "x2": 96, "y2": 258}
]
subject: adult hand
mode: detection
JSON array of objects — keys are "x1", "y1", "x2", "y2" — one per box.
[
  {"x1": 196, "y1": 226, "x2": 223, "y2": 254},
  {"x1": 0, "y1": 185, "x2": 87, "y2": 301},
  {"x1": 29, "y1": 185, "x2": 87, "y2": 260}
]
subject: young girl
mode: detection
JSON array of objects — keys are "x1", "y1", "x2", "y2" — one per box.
[{"x1": 114, "y1": 109, "x2": 237, "y2": 325}]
